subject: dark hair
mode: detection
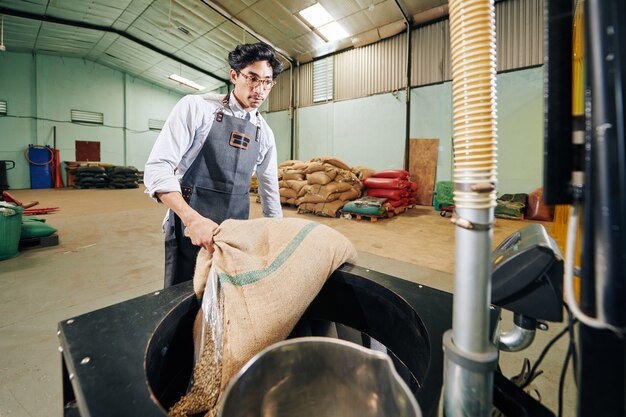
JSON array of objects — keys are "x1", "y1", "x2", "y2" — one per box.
[{"x1": 228, "y1": 42, "x2": 284, "y2": 79}]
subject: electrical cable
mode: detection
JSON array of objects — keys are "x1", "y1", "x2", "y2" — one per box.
[
  {"x1": 1, "y1": 114, "x2": 155, "y2": 133},
  {"x1": 564, "y1": 205, "x2": 625, "y2": 333},
  {"x1": 557, "y1": 339, "x2": 573, "y2": 417},
  {"x1": 565, "y1": 303, "x2": 578, "y2": 387},
  {"x1": 520, "y1": 325, "x2": 570, "y2": 388}
]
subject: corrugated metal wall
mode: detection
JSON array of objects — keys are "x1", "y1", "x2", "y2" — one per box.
[
  {"x1": 496, "y1": 0, "x2": 544, "y2": 71},
  {"x1": 334, "y1": 33, "x2": 407, "y2": 101},
  {"x1": 410, "y1": 20, "x2": 451, "y2": 86},
  {"x1": 268, "y1": 0, "x2": 543, "y2": 111},
  {"x1": 297, "y1": 62, "x2": 314, "y2": 108},
  {"x1": 268, "y1": 70, "x2": 291, "y2": 112}
]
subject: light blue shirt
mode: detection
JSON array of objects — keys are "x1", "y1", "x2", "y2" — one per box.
[{"x1": 144, "y1": 92, "x2": 282, "y2": 219}]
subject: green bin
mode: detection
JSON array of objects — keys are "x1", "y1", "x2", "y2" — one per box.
[{"x1": 0, "y1": 204, "x2": 24, "y2": 261}]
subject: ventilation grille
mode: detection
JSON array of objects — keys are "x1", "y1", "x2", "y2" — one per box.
[
  {"x1": 0, "y1": 100, "x2": 6, "y2": 116},
  {"x1": 148, "y1": 119, "x2": 165, "y2": 131},
  {"x1": 71, "y1": 109, "x2": 104, "y2": 125},
  {"x1": 313, "y1": 57, "x2": 333, "y2": 103}
]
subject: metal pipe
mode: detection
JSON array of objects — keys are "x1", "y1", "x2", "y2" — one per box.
[
  {"x1": 0, "y1": 6, "x2": 230, "y2": 86},
  {"x1": 392, "y1": 0, "x2": 413, "y2": 171},
  {"x1": 495, "y1": 315, "x2": 536, "y2": 352},
  {"x1": 443, "y1": 0, "x2": 499, "y2": 415},
  {"x1": 290, "y1": 64, "x2": 296, "y2": 160}
]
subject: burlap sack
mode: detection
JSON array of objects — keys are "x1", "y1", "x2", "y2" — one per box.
[
  {"x1": 323, "y1": 182, "x2": 353, "y2": 194},
  {"x1": 285, "y1": 179, "x2": 308, "y2": 194},
  {"x1": 339, "y1": 187, "x2": 361, "y2": 201},
  {"x1": 289, "y1": 162, "x2": 310, "y2": 171},
  {"x1": 278, "y1": 159, "x2": 302, "y2": 168},
  {"x1": 279, "y1": 196, "x2": 295, "y2": 205},
  {"x1": 279, "y1": 187, "x2": 298, "y2": 199},
  {"x1": 309, "y1": 156, "x2": 351, "y2": 171},
  {"x1": 315, "y1": 200, "x2": 346, "y2": 217},
  {"x1": 306, "y1": 170, "x2": 337, "y2": 185},
  {"x1": 283, "y1": 169, "x2": 305, "y2": 181},
  {"x1": 335, "y1": 169, "x2": 361, "y2": 184},
  {"x1": 170, "y1": 218, "x2": 357, "y2": 417},
  {"x1": 304, "y1": 161, "x2": 326, "y2": 174}
]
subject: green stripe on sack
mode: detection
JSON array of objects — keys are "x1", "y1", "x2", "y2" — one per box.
[{"x1": 219, "y1": 222, "x2": 320, "y2": 286}]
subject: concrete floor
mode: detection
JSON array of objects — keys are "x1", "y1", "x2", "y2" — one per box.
[{"x1": 0, "y1": 187, "x2": 574, "y2": 416}]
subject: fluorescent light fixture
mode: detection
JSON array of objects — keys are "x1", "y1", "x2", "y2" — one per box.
[
  {"x1": 317, "y1": 21, "x2": 349, "y2": 42},
  {"x1": 299, "y1": 3, "x2": 333, "y2": 28},
  {"x1": 168, "y1": 74, "x2": 205, "y2": 91}
]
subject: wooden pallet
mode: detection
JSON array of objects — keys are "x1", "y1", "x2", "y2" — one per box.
[
  {"x1": 340, "y1": 205, "x2": 414, "y2": 222},
  {"x1": 19, "y1": 233, "x2": 60, "y2": 249}
]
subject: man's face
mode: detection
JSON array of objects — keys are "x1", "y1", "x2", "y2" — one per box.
[{"x1": 230, "y1": 60, "x2": 274, "y2": 111}]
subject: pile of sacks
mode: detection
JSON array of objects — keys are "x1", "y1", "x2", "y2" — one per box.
[
  {"x1": 73, "y1": 166, "x2": 109, "y2": 188},
  {"x1": 72, "y1": 165, "x2": 140, "y2": 189},
  {"x1": 363, "y1": 169, "x2": 418, "y2": 212},
  {"x1": 107, "y1": 166, "x2": 140, "y2": 189},
  {"x1": 278, "y1": 157, "x2": 375, "y2": 218}
]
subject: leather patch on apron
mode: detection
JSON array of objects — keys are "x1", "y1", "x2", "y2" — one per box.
[{"x1": 229, "y1": 131, "x2": 251, "y2": 150}]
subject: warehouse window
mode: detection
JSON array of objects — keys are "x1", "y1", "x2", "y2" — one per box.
[
  {"x1": 0, "y1": 100, "x2": 6, "y2": 116},
  {"x1": 71, "y1": 109, "x2": 104, "y2": 125},
  {"x1": 148, "y1": 119, "x2": 165, "y2": 131},
  {"x1": 313, "y1": 57, "x2": 333, "y2": 102}
]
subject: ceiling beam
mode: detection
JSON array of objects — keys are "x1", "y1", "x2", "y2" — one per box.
[
  {"x1": 0, "y1": 6, "x2": 231, "y2": 85},
  {"x1": 393, "y1": 0, "x2": 414, "y2": 26},
  {"x1": 199, "y1": 0, "x2": 295, "y2": 66}
]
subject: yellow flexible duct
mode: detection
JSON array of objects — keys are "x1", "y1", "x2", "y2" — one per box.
[{"x1": 449, "y1": 0, "x2": 498, "y2": 209}]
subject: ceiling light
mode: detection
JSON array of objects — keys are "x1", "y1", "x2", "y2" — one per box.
[
  {"x1": 299, "y1": 3, "x2": 333, "y2": 28},
  {"x1": 168, "y1": 74, "x2": 205, "y2": 90},
  {"x1": 317, "y1": 21, "x2": 349, "y2": 42}
]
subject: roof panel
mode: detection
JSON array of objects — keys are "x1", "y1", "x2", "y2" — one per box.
[
  {"x1": 35, "y1": 23, "x2": 103, "y2": 54},
  {"x1": 0, "y1": 0, "x2": 48, "y2": 15},
  {"x1": 404, "y1": 0, "x2": 447, "y2": 14},
  {"x1": 85, "y1": 32, "x2": 120, "y2": 60},
  {"x1": 111, "y1": 0, "x2": 154, "y2": 30},
  {"x1": 46, "y1": 0, "x2": 132, "y2": 26},
  {"x1": 3, "y1": 16, "x2": 41, "y2": 51}
]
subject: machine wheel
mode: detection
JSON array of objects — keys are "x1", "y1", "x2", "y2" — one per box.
[{"x1": 440, "y1": 211, "x2": 447, "y2": 217}]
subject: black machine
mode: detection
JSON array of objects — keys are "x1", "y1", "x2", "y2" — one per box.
[
  {"x1": 491, "y1": 223, "x2": 564, "y2": 323},
  {"x1": 544, "y1": 0, "x2": 626, "y2": 415},
  {"x1": 0, "y1": 160, "x2": 15, "y2": 191},
  {"x1": 59, "y1": 224, "x2": 565, "y2": 417}
]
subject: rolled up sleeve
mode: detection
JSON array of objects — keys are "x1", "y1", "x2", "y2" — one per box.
[{"x1": 144, "y1": 96, "x2": 197, "y2": 200}]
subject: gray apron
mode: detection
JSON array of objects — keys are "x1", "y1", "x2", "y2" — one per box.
[{"x1": 164, "y1": 94, "x2": 261, "y2": 287}]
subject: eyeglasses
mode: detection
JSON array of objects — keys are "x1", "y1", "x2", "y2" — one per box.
[{"x1": 239, "y1": 72, "x2": 276, "y2": 90}]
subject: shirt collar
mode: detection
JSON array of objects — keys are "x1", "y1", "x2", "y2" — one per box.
[{"x1": 228, "y1": 93, "x2": 257, "y2": 124}]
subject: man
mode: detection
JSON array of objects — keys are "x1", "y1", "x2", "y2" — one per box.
[{"x1": 144, "y1": 42, "x2": 283, "y2": 288}]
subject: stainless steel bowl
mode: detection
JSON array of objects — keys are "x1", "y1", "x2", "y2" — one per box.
[{"x1": 218, "y1": 337, "x2": 422, "y2": 417}]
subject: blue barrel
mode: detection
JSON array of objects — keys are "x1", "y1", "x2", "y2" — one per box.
[{"x1": 27, "y1": 145, "x2": 54, "y2": 189}]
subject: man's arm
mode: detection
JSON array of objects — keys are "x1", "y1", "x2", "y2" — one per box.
[
  {"x1": 156, "y1": 191, "x2": 218, "y2": 252},
  {"x1": 256, "y1": 129, "x2": 283, "y2": 218}
]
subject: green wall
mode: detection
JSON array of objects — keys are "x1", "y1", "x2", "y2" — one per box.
[
  {"x1": 0, "y1": 52, "x2": 183, "y2": 189},
  {"x1": 271, "y1": 66, "x2": 545, "y2": 194},
  {"x1": 263, "y1": 110, "x2": 291, "y2": 163},
  {"x1": 1, "y1": 50, "x2": 544, "y2": 195}
]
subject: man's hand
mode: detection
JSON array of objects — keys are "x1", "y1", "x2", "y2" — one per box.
[
  {"x1": 184, "y1": 213, "x2": 218, "y2": 253},
  {"x1": 157, "y1": 191, "x2": 218, "y2": 252}
]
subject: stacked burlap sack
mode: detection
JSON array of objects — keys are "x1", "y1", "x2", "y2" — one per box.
[
  {"x1": 168, "y1": 217, "x2": 357, "y2": 417},
  {"x1": 277, "y1": 156, "x2": 375, "y2": 218},
  {"x1": 73, "y1": 166, "x2": 109, "y2": 189},
  {"x1": 106, "y1": 166, "x2": 140, "y2": 189},
  {"x1": 363, "y1": 169, "x2": 418, "y2": 213}
]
